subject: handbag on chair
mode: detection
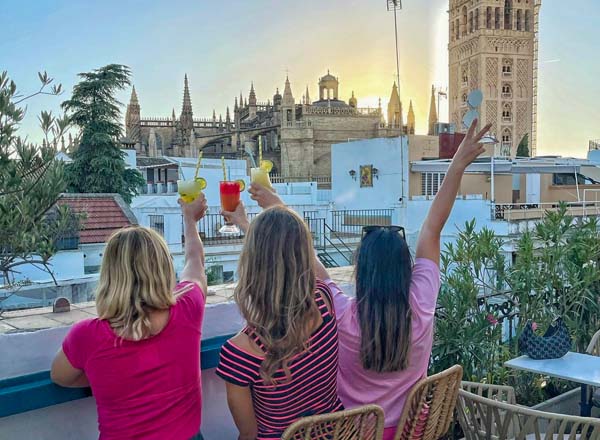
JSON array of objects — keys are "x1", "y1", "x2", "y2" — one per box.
[{"x1": 518, "y1": 318, "x2": 572, "y2": 360}]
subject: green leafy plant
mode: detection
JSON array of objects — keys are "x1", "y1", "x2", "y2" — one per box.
[
  {"x1": 0, "y1": 71, "x2": 75, "y2": 310},
  {"x1": 62, "y1": 64, "x2": 144, "y2": 203}
]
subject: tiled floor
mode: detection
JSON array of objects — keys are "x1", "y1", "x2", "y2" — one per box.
[{"x1": 0, "y1": 266, "x2": 354, "y2": 334}]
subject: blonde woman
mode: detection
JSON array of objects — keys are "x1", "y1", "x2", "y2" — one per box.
[
  {"x1": 51, "y1": 195, "x2": 208, "y2": 440},
  {"x1": 216, "y1": 205, "x2": 343, "y2": 440}
]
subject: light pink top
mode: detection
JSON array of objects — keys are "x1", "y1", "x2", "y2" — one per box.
[
  {"x1": 327, "y1": 258, "x2": 440, "y2": 429},
  {"x1": 62, "y1": 282, "x2": 205, "y2": 440}
]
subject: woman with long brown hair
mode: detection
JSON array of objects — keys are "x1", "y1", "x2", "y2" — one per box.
[
  {"x1": 249, "y1": 120, "x2": 491, "y2": 440},
  {"x1": 216, "y1": 205, "x2": 343, "y2": 440},
  {"x1": 51, "y1": 195, "x2": 208, "y2": 440}
]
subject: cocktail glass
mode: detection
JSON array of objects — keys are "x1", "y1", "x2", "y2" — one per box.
[
  {"x1": 219, "y1": 180, "x2": 245, "y2": 235},
  {"x1": 250, "y1": 160, "x2": 273, "y2": 190},
  {"x1": 177, "y1": 177, "x2": 207, "y2": 203}
]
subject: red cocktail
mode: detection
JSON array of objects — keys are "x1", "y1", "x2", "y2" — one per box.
[{"x1": 219, "y1": 180, "x2": 243, "y2": 235}]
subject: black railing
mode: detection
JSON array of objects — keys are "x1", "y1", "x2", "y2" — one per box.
[
  {"x1": 304, "y1": 217, "x2": 354, "y2": 266},
  {"x1": 331, "y1": 209, "x2": 394, "y2": 237},
  {"x1": 197, "y1": 213, "x2": 258, "y2": 246}
]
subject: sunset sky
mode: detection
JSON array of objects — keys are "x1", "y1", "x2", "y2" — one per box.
[{"x1": 2, "y1": 0, "x2": 598, "y2": 156}]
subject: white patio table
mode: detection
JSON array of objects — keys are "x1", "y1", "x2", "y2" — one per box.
[{"x1": 505, "y1": 352, "x2": 600, "y2": 417}]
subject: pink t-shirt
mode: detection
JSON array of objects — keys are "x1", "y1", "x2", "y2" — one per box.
[
  {"x1": 327, "y1": 258, "x2": 440, "y2": 431},
  {"x1": 62, "y1": 282, "x2": 205, "y2": 440}
]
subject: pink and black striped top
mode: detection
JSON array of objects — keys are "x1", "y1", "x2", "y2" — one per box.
[{"x1": 216, "y1": 281, "x2": 343, "y2": 439}]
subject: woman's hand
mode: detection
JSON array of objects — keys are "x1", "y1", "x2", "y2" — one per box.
[
  {"x1": 451, "y1": 119, "x2": 492, "y2": 170},
  {"x1": 249, "y1": 183, "x2": 283, "y2": 209},
  {"x1": 179, "y1": 193, "x2": 208, "y2": 222},
  {"x1": 222, "y1": 202, "x2": 250, "y2": 233}
]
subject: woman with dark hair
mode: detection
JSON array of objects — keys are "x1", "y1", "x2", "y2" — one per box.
[{"x1": 250, "y1": 119, "x2": 491, "y2": 440}]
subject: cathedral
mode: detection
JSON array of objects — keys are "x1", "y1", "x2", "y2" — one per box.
[{"x1": 124, "y1": 71, "x2": 438, "y2": 179}]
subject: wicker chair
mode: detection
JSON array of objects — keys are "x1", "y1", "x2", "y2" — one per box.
[
  {"x1": 281, "y1": 404, "x2": 385, "y2": 440},
  {"x1": 587, "y1": 329, "x2": 600, "y2": 407},
  {"x1": 587, "y1": 329, "x2": 600, "y2": 356},
  {"x1": 393, "y1": 365, "x2": 463, "y2": 440},
  {"x1": 457, "y1": 382, "x2": 600, "y2": 439}
]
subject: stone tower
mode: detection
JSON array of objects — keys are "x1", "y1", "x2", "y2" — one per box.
[
  {"x1": 349, "y1": 91, "x2": 357, "y2": 109},
  {"x1": 179, "y1": 74, "x2": 194, "y2": 156},
  {"x1": 407, "y1": 100, "x2": 416, "y2": 135},
  {"x1": 428, "y1": 85, "x2": 438, "y2": 136},
  {"x1": 318, "y1": 70, "x2": 339, "y2": 101},
  {"x1": 448, "y1": 0, "x2": 540, "y2": 156},
  {"x1": 125, "y1": 86, "x2": 141, "y2": 152},
  {"x1": 387, "y1": 82, "x2": 403, "y2": 130},
  {"x1": 249, "y1": 82, "x2": 257, "y2": 119}
]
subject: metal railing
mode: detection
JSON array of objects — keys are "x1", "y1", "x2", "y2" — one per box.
[
  {"x1": 331, "y1": 209, "x2": 394, "y2": 237},
  {"x1": 494, "y1": 201, "x2": 600, "y2": 221},
  {"x1": 304, "y1": 217, "x2": 354, "y2": 266}
]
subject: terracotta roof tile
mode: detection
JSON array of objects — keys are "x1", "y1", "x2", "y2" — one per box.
[{"x1": 57, "y1": 195, "x2": 136, "y2": 244}]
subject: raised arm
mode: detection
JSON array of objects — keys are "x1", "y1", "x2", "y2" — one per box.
[
  {"x1": 179, "y1": 194, "x2": 208, "y2": 294},
  {"x1": 416, "y1": 120, "x2": 492, "y2": 264},
  {"x1": 247, "y1": 183, "x2": 331, "y2": 280}
]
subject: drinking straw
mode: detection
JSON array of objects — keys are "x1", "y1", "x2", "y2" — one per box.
[
  {"x1": 221, "y1": 156, "x2": 227, "y2": 181},
  {"x1": 194, "y1": 151, "x2": 203, "y2": 179},
  {"x1": 258, "y1": 136, "x2": 262, "y2": 164}
]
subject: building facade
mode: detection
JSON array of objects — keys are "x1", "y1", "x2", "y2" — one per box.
[
  {"x1": 125, "y1": 71, "x2": 420, "y2": 179},
  {"x1": 448, "y1": 0, "x2": 542, "y2": 157}
]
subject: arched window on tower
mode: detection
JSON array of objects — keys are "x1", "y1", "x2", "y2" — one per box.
[
  {"x1": 502, "y1": 83, "x2": 513, "y2": 98},
  {"x1": 462, "y1": 93, "x2": 468, "y2": 107},
  {"x1": 486, "y1": 7, "x2": 492, "y2": 28},
  {"x1": 502, "y1": 128, "x2": 513, "y2": 155},
  {"x1": 469, "y1": 11, "x2": 474, "y2": 33},
  {"x1": 462, "y1": 65, "x2": 468, "y2": 86},
  {"x1": 502, "y1": 59, "x2": 513, "y2": 77},
  {"x1": 475, "y1": 8, "x2": 480, "y2": 30},
  {"x1": 462, "y1": 6, "x2": 468, "y2": 36},
  {"x1": 502, "y1": 103, "x2": 512, "y2": 122},
  {"x1": 525, "y1": 10, "x2": 531, "y2": 31},
  {"x1": 456, "y1": 19, "x2": 461, "y2": 39},
  {"x1": 516, "y1": 9, "x2": 522, "y2": 30},
  {"x1": 495, "y1": 7, "x2": 501, "y2": 29},
  {"x1": 504, "y1": 0, "x2": 513, "y2": 30},
  {"x1": 451, "y1": 21, "x2": 455, "y2": 41}
]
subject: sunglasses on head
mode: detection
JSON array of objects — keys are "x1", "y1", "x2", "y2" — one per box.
[{"x1": 361, "y1": 225, "x2": 406, "y2": 239}]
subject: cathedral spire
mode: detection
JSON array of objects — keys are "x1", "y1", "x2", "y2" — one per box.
[
  {"x1": 226, "y1": 106, "x2": 231, "y2": 122},
  {"x1": 212, "y1": 109, "x2": 216, "y2": 121},
  {"x1": 234, "y1": 96, "x2": 238, "y2": 110},
  {"x1": 387, "y1": 81, "x2": 404, "y2": 130},
  {"x1": 181, "y1": 74, "x2": 193, "y2": 116},
  {"x1": 240, "y1": 92, "x2": 244, "y2": 107},
  {"x1": 428, "y1": 85, "x2": 438, "y2": 136},
  {"x1": 249, "y1": 82, "x2": 257, "y2": 106},
  {"x1": 305, "y1": 85, "x2": 311, "y2": 104},
  {"x1": 125, "y1": 86, "x2": 141, "y2": 145},
  {"x1": 408, "y1": 100, "x2": 416, "y2": 134},
  {"x1": 282, "y1": 75, "x2": 294, "y2": 106}
]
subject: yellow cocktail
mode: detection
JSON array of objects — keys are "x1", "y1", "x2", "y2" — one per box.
[
  {"x1": 177, "y1": 177, "x2": 207, "y2": 203},
  {"x1": 251, "y1": 160, "x2": 273, "y2": 190}
]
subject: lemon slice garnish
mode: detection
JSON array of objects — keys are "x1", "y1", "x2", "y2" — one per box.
[
  {"x1": 260, "y1": 160, "x2": 273, "y2": 173},
  {"x1": 236, "y1": 179, "x2": 246, "y2": 192},
  {"x1": 195, "y1": 177, "x2": 207, "y2": 190}
]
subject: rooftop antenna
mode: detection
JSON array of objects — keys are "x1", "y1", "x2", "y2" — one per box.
[{"x1": 387, "y1": 0, "x2": 403, "y2": 103}]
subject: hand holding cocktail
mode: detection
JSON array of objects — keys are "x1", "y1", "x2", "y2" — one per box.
[
  {"x1": 178, "y1": 152, "x2": 207, "y2": 203},
  {"x1": 218, "y1": 156, "x2": 246, "y2": 235}
]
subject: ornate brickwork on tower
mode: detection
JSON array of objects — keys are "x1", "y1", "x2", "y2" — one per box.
[{"x1": 448, "y1": 0, "x2": 541, "y2": 157}]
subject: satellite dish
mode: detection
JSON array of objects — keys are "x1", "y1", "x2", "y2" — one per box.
[
  {"x1": 467, "y1": 89, "x2": 483, "y2": 108},
  {"x1": 462, "y1": 109, "x2": 479, "y2": 129}
]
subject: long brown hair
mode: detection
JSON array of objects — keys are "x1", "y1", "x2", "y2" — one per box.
[
  {"x1": 235, "y1": 206, "x2": 319, "y2": 383},
  {"x1": 96, "y1": 226, "x2": 177, "y2": 340},
  {"x1": 355, "y1": 228, "x2": 413, "y2": 372}
]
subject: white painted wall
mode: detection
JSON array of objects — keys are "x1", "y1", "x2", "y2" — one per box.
[
  {"x1": 331, "y1": 137, "x2": 408, "y2": 210},
  {"x1": 9, "y1": 251, "x2": 85, "y2": 283}
]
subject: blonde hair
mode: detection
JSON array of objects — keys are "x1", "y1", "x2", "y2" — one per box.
[
  {"x1": 96, "y1": 226, "x2": 176, "y2": 341},
  {"x1": 235, "y1": 206, "x2": 319, "y2": 383}
]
